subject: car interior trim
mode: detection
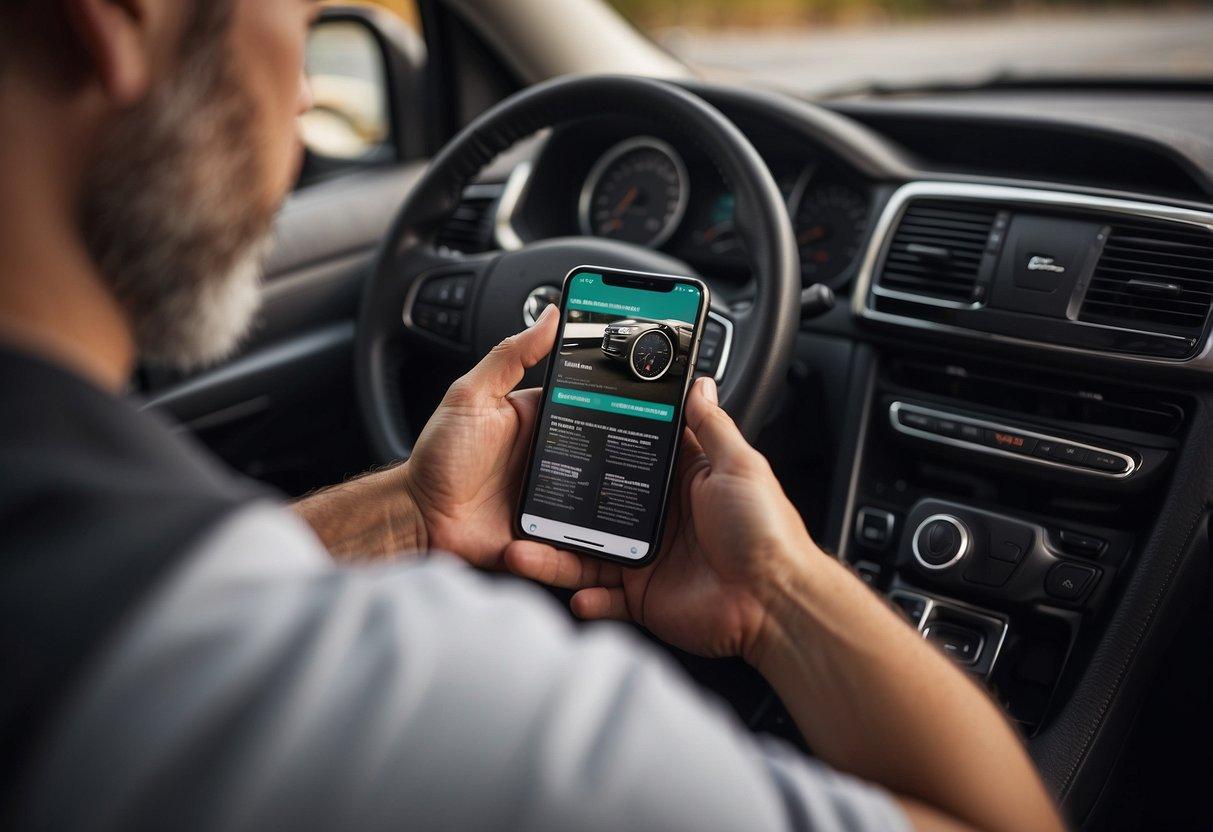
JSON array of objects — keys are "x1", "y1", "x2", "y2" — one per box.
[
  {"x1": 705, "y1": 309, "x2": 733, "y2": 384},
  {"x1": 853, "y1": 181, "x2": 1213, "y2": 367},
  {"x1": 889, "y1": 588, "x2": 1011, "y2": 679},
  {"x1": 144, "y1": 322, "x2": 355, "y2": 421},
  {"x1": 889, "y1": 401, "x2": 1138, "y2": 479},
  {"x1": 494, "y1": 159, "x2": 532, "y2": 251}
]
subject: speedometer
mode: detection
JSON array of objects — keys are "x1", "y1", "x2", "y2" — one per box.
[
  {"x1": 578, "y1": 137, "x2": 689, "y2": 248},
  {"x1": 793, "y1": 182, "x2": 869, "y2": 287},
  {"x1": 630, "y1": 329, "x2": 675, "y2": 380}
]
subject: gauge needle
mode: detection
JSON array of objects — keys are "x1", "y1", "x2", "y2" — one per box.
[
  {"x1": 612, "y1": 185, "x2": 639, "y2": 218},
  {"x1": 798, "y1": 225, "x2": 827, "y2": 245}
]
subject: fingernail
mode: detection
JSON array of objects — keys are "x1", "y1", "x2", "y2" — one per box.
[
  {"x1": 539, "y1": 304, "x2": 556, "y2": 323},
  {"x1": 702, "y1": 376, "x2": 718, "y2": 405}
]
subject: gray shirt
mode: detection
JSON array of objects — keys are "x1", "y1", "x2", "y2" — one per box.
[{"x1": 21, "y1": 502, "x2": 909, "y2": 831}]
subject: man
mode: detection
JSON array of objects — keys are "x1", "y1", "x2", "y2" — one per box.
[{"x1": 0, "y1": 1, "x2": 1065, "y2": 830}]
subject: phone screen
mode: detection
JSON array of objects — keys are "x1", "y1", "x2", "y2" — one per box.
[{"x1": 518, "y1": 268, "x2": 708, "y2": 563}]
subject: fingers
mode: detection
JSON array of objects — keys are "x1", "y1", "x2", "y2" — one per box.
[
  {"x1": 504, "y1": 539, "x2": 621, "y2": 590},
  {"x1": 506, "y1": 386, "x2": 542, "y2": 421},
  {"x1": 460, "y1": 304, "x2": 559, "y2": 398},
  {"x1": 570, "y1": 587, "x2": 631, "y2": 621},
  {"x1": 683, "y1": 376, "x2": 752, "y2": 471}
]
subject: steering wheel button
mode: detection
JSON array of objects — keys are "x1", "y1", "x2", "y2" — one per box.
[
  {"x1": 450, "y1": 278, "x2": 470, "y2": 306},
  {"x1": 413, "y1": 304, "x2": 436, "y2": 328},
  {"x1": 419, "y1": 281, "x2": 444, "y2": 304}
]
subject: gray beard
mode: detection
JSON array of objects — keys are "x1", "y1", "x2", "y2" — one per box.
[{"x1": 81, "y1": 33, "x2": 275, "y2": 372}]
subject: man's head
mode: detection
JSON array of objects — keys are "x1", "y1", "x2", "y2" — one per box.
[{"x1": 1, "y1": 0, "x2": 317, "y2": 370}]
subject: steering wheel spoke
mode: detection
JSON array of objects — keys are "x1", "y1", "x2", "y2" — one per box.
[{"x1": 400, "y1": 250, "x2": 496, "y2": 349}]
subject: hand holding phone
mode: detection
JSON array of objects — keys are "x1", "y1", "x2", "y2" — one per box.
[
  {"x1": 516, "y1": 266, "x2": 709, "y2": 564},
  {"x1": 507, "y1": 372, "x2": 820, "y2": 661}
]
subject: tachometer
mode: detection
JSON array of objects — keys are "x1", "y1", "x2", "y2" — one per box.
[
  {"x1": 793, "y1": 182, "x2": 869, "y2": 287},
  {"x1": 579, "y1": 137, "x2": 689, "y2": 248}
]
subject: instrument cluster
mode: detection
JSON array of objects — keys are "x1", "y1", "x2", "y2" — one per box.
[{"x1": 576, "y1": 135, "x2": 872, "y2": 289}]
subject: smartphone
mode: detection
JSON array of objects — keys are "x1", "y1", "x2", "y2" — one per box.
[{"x1": 516, "y1": 265, "x2": 710, "y2": 566}]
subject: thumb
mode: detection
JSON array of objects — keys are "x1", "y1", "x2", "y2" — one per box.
[
  {"x1": 461, "y1": 303, "x2": 558, "y2": 398},
  {"x1": 683, "y1": 376, "x2": 751, "y2": 471}
]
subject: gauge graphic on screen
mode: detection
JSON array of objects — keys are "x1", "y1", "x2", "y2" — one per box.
[
  {"x1": 792, "y1": 182, "x2": 870, "y2": 287},
  {"x1": 579, "y1": 137, "x2": 689, "y2": 248},
  {"x1": 631, "y1": 330, "x2": 674, "y2": 380},
  {"x1": 601, "y1": 319, "x2": 693, "y2": 381}
]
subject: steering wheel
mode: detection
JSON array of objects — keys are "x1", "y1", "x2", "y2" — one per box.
[{"x1": 356, "y1": 75, "x2": 800, "y2": 462}]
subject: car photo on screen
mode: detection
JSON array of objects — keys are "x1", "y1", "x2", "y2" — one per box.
[{"x1": 601, "y1": 318, "x2": 693, "y2": 381}]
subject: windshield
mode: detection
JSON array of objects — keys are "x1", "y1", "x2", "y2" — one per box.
[{"x1": 605, "y1": 1, "x2": 1213, "y2": 96}]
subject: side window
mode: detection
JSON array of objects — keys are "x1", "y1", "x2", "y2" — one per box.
[{"x1": 299, "y1": 1, "x2": 425, "y2": 180}]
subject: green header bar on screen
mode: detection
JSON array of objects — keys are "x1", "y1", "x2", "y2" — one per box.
[{"x1": 566, "y1": 272, "x2": 700, "y2": 323}]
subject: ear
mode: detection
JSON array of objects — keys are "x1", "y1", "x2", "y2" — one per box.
[{"x1": 64, "y1": 0, "x2": 157, "y2": 106}]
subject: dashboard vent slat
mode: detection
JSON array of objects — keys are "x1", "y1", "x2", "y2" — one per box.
[
  {"x1": 875, "y1": 199, "x2": 997, "y2": 302},
  {"x1": 434, "y1": 185, "x2": 502, "y2": 255},
  {"x1": 1079, "y1": 218, "x2": 1213, "y2": 337}
]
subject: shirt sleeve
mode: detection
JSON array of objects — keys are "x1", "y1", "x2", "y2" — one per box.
[{"x1": 20, "y1": 503, "x2": 910, "y2": 832}]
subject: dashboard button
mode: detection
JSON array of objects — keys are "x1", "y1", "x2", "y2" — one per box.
[
  {"x1": 963, "y1": 556, "x2": 1016, "y2": 587},
  {"x1": 1045, "y1": 562, "x2": 1099, "y2": 602},
  {"x1": 1083, "y1": 451, "x2": 1128, "y2": 473},
  {"x1": 1048, "y1": 443, "x2": 1089, "y2": 465},
  {"x1": 1032, "y1": 439, "x2": 1058, "y2": 458},
  {"x1": 1058, "y1": 529, "x2": 1106, "y2": 557},
  {"x1": 958, "y1": 423, "x2": 984, "y2": 443},
  {"x1": 991, "y1": 540, "x2": 1026, "y2": 564},
  {"x1": 855, "y1": 507, "x2": 896, "y2": 551},
  {"x1": 935, "y1": 417, "x2": 961, "y2": 437},
  {"x1": 898, "y1": 410, "x2": 936, "y2": 432}
]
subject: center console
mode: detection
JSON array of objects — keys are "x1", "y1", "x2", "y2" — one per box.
[
  {"x1": 835, "y1": 180, "x2": 1210, "y2": 737},
  {"x1": 842, "y1": 348, "x2": 1186, "y2": 732}
]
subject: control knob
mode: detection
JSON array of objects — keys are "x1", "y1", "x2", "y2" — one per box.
[{"x1": 912, "y1": 514, "x2": 970, "y2": 570}]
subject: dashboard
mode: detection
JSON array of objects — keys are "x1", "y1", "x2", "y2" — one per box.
[
  {"x1": 155, "y1": 76, "x2": 1213, "y2": 829},
  {"x1": 496, "y1": 119, "x2": 876, "y2": 292},
  {"x1": 467, "y1": 84, "x2": 1213, "y2": 828}
]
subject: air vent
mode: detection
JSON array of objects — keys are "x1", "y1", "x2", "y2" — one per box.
[
  {"x1": 876, "y1": 200, "x2": 999, "y2": 302},
  {"x1": 1079, "y1": 218, "x2": 1213, "y2": 338},
  {"x1": 435, "y1": 184, "x2": 502, "y2": 254}
]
